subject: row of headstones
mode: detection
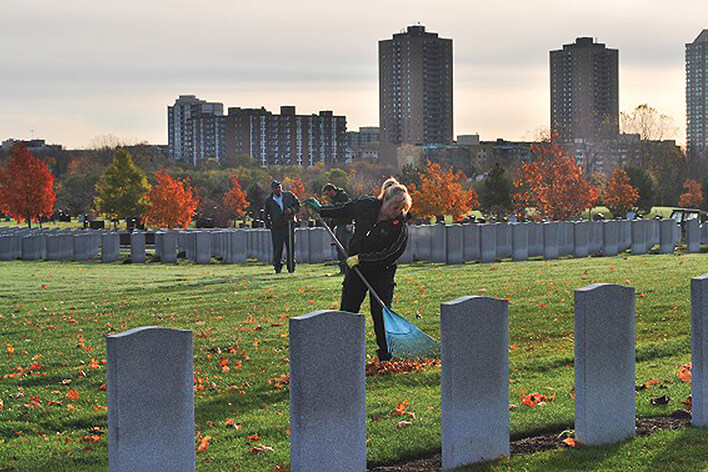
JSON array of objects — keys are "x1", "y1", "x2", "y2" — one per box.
[
  {"x1": 0, "y1": 227, "x2": 338, "y2": 264},
  {"x1": 0, "y1": 228, "x2": 105, "y2": 261},
  {"x1": 401, "y1": 219, "x2": 702, "y2": 264},
  {"x1": 105, "y1": 275, "x2": 708, "y2": 472}
]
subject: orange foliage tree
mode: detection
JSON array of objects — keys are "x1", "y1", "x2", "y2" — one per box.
[
  {"x1": 223, "y1": 173, "x2": 249, "y2": 221},
  {"x1": 678, "y1": 179, "x2": 703, "y2": 208},
  {"x1": 602, "y1": 168, "x2": 639, "y2": 217},
  {"x1": 282, "y1": 176, "x2": 309, "y2": 199},
  {"x1": 0, "y1": 143, "x2": 56, "y2": 228},
  {"x1": 409, "y1": 160, "x2": 478, "y2": 220},
  {"x1": 142, "y1": 169, "x2": 199, "y2": 228},
  {"x1": 513, "y1": 140, "x2": 598, "y2": 220}
]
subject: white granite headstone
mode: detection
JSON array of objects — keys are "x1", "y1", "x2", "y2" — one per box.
[
  {"x1": 107, "y1": 327, "x2": 194, "y2": 472},
  {"x1": 290, "y1": 311, "x2": 366, "y2": 472},
  {"x1": 441, "y1": 296, "x2": 509, "y2": 469},
  {"x1": 575, "y1": 284, "x2": 635, "y2": 445}
]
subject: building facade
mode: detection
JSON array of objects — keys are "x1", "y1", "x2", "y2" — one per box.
[
  {"x1": 550, "y1": 37, "x2": 619, "y2": 145},
  {"x1": 687, "y1": 29, "x2": 708, "y2": 157},
  {"x1": 345, "y1": 126, "x2": 379, "y2": 161},
  {"x1": 379, "y1": 25, "x2": 453, "y2": 167},
  {"x1": 168, "y1": 97, "x2": 346, "y2": 166},
  {"x1": 168, "y1": 95, "x2": 225, "y2": 166},
  {"x1": 224, "y1": 106, "x2": 346, "y2": 166}
]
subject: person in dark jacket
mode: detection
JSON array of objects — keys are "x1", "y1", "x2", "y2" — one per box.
[
  {"x1": 322, "y1": 183, "x2": 352, "y2": 274},
  {"x1": 304, "y1": 177, "x2": 412, "y2": 361},
  {"x1": 264, "y1": 180, "x2": 300, "y2": 273}
]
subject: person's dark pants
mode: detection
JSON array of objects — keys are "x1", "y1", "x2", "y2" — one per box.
[
  {"x1": 271, "y1": 226, "x2": 295, "y2": 273},
  {"x1": 334, "y1": 224, "x2": 352, "y2": 272},
  {"x1": 340, "y1": 265, "x2": 396, "y2": 361}
]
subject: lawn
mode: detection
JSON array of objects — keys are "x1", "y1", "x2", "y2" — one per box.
[{"x1": 0, "y1": 253, "x2": 706, "y2": 471}]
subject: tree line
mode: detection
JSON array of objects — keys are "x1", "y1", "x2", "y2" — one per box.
[{"x1": 0, "y1": 133, "x2": 706, "y2": 229}]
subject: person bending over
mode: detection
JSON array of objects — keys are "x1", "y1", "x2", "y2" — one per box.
[{"x1": 304, "y1": 177, "x2": 412, "y2": 361}]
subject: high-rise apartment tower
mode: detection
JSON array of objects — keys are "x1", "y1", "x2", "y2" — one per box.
[
  {"x1": 379, "y1": 25, "x2": 453, "y2": 167},
  {"x1": 550, "y1": 37, "x2": 619, "y2": 145},
  {"x1": 687, "y1": 29, "x2": 708, "y2": 156}
]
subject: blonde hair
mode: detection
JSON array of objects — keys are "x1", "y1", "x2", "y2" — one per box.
[{"x1": 378, "y1": 177, "x2": 412, "y2": 214}]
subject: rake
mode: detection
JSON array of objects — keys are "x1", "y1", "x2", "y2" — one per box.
[{"x1": 314, "y1": 213, "x2": 439, "y2": 360}]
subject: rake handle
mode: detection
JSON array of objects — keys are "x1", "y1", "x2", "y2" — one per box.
[{"x1": 313, "y1": 212, "x2": 388, "y2": 310}]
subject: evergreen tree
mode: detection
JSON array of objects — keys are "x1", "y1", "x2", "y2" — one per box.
[
  {"x1": 624, "y1": 166, "x2": 656, "y2": 213},
  {"x1": 479, "y1": 162, "x2": 513, "y2": 218},
  {"x1": 94, "y1": 148, "x2": 150, "y2": 219}
]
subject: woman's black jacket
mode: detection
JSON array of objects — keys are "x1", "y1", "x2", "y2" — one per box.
[{"x1": 319, "y1": 196, "x2": 407, "y2": 270}]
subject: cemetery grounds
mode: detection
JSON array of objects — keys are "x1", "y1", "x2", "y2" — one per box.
[{"x1": 1, "y1": 254, "x2": 708, "y2": 471}]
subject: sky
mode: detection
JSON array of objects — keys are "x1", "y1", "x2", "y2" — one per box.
[{"x1": 1, "y1": 0, "x2": 706, "y2": 149}]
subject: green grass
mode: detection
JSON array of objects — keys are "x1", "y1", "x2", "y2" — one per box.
[{"x1": 0, "y1": 254, "x2": 707, "y2": 471}]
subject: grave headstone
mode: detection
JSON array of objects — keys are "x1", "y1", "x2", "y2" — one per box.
[
  {"x1": 308, "y1": 227, "x2": 325, "y2": 263},
  {"x1": 692, "y1": 274, "x2": 708, "y2": 427},
  {"x1": 130, "y1": 231, "x2": 145, "y2": 263},
  {"x1": 445, "y1": 224, "x2": 463, "y2": 264},
  {"x1": 631, "y1": 220, "x2": 648, "y2": 255},
  {"x1": 462, "y1": 224, "x2": 480, "y2": 262},
  {"x1": 573, "y1": 221, "x2": 589, "y2": 258},
  {"x1": 602, "y1": 221, "x2": 619, "y2": 257},
  {"x1": 686, "y1": 219, "x2": 700, "y2": 253},
  {"x1": 575, "y1": 284, "x2": 635, "y2": 445},
  {"x1": 107, "y1": 327, "x2": 194, "y2": 472},
  {"x1": 495, "y1": 223, "x2": 512, "y2": 259},
  {"x1": 511, "y1": 223, "x2": 528, "y2": 261},
  {"x1": 290, "y1": 311, "x2": 366, "y2": 472},
  {"x1": 543, "y1": 222, "x2": 559, "y2": 260},
  {"x1": 416, "y1": 225, "x2": 432, "y2": 262},
  {"x1": 441, "y1": 296, "x2": 509, "y2": 469},
  {"x1": 102, "y1": 232, "x2": 120, "y2": 262},
  {"x1": 659, "y1": 219, "x2": 677, "y2": 254},
  {"x1": 479, "y1": 224, "x2": 496, "y2": 263},
  {"x1": 195, "y1": 232, "x2": 211, "y2": 264},
  {"x1": 161, "y1": 231, "x2": 178, "y2": 263}
]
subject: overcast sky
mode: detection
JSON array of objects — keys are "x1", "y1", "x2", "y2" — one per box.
[{"x1": 1, "y1": 0, "x2": 706, "y2": 149}]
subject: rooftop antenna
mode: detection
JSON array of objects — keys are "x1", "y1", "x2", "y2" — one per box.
[{"x1": 29, "y1": 128, "x2": 36, "y2": 139}]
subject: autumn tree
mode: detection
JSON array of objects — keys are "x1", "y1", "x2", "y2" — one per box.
[
  {"x1": 678, "y1": 179, "x2": 703, "y2": 208},
  {"x1": 142, "y1": 169, "x2": 199, "y2": 228},
  {"x1": 513, "y1": 139, "x2": 598, "y2": 221},
  {"x1": 409, "y1": 160, "x2": 478, "y2": 221},
  {"x1": 223, "y1": 173, "x2": 249, "y2": 223},
  {"x1": 282, "y1": 176, "x2": 308, "y2": 199},
  {"x1": 0, "y1": 143, "x2": 56, "y2": 228},
  {"x1": 602, "y1": 168, "x2": 639, "y2": 218},
  {"x1": 94, "y1": 148, "x2": 150, "y2": 219}
]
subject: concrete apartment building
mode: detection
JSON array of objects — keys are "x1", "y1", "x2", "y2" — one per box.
[
  {"x1": 168, "y1": 96, "x2": 346, "y2": 166},
  {"x1": 687, "y1": 29, "x2": 708, "y2": 157},
  {"x1": 168, "y1": 95, "x2": 225, "y2": 166},
  {"x1": 225, "y1": 106, "x2": 346, "y2": 167},
  {"x1": 550, "y1": 37, "x2": 619, "y2": 145},
  {"x1": 379, "y1": 25, "x2": 453, "y2": 167}
]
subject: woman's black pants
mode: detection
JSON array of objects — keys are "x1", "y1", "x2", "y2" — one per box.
[{"x1": 340, "y1": 265, "x2": 396, "y2": 361}]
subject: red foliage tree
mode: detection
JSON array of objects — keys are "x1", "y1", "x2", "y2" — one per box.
[
  {"x1": 513, "y1": 140, "x2": 598, "y2": 220},
  {"x1": 602, "y1": 168, "x2": 639, "y2": 217},
  {"x1": 0, "y1": 143, "x2": 56, "y2": 228},
  {"x1": 223, "y1": 173, "x2": 249, "y2": 221},
  {"x1": 678, "y1": 179, "x2": 703, "y2": 208},
  {"x1": 409, "y1": 160, "x2": 478, "y2": 221},
  {"x1": 141, "y1": 169, "x2": 199, "y2": 228}
]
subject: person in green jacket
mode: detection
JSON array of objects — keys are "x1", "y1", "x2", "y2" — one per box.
[{"x1": 322, "y1": 183, "x2": 352, "y2": 274}]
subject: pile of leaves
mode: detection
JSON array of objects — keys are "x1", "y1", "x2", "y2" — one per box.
[{"x1": 365, "y1": 358, "x2": 439, "y2": 377}]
